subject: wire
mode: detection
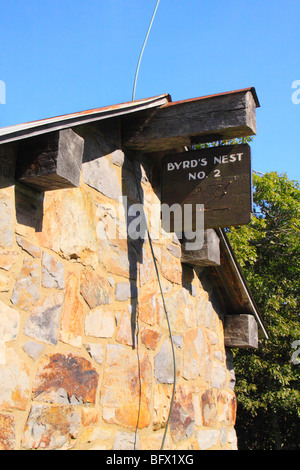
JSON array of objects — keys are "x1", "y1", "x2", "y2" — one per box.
[
  {"x1": 132, "y1": 0, "x2": 161, "y2": 101},
  {"x1": 131, "y1": 0, "x2": 175, "y2": 450},
  {"x1": 133, "y1": 164, "x2": 177, "y2": 451}
]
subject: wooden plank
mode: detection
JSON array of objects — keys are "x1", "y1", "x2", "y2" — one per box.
[
  {"x1": 210, "y1": 229, "x2": 268, "y2": 340},
  {"x1": 181, "y1": 229, "x2": 220, "y2": 267},
  {"x1": 161, "y1": 144, "x2": 252, "y2": 231},
  {"x1": 123, "y1": 89, "x2": 258, "y2": 153},
  {"x1": 16, "y1": 129, "x2": 84, "y2": 192},
  {"x1": 0, "y1": 143, "x2": 16, "y2": 182},
  {"x1": 224, "y1": 314, "x2": 258, "y2": 349}
]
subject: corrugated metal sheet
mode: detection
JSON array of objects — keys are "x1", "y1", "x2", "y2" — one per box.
[{"x1": 0, "y1": 94, "x2": 171, "y2": 144}]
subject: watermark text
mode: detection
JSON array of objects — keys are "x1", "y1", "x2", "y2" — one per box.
[
  {"x1": 96, "y1": 197, "x2": 205, "y2": 251},
  {"x1": 0, "y1": 80, "x2": 6, "y2": 104},
  {"x1": 291, "y1": 80, "x2": 300, "y2": 104},
  {"x1": 291, "y1": 340, "x2": 300, "y2": 365}
]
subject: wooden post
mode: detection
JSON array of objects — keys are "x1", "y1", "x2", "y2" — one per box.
[
  {"x1": 224, "y1": 314, "x2": 258, "y2": 349},
  {"x1": 181, "y1": 229, "x2": 220, "y2": 267},
  {"x1": 16, "y1": 129, "x2": 84, "y2": 192}
]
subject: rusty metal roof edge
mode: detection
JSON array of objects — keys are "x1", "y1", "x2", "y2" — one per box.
[
  {"x1": 0, "y1": 94, "x2": 172, "y2": 144},
  {"x1": 162, "y1": 87, "x2": 260, "y2": 109}
]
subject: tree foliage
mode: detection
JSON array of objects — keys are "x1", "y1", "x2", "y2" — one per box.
[{"x1": 227, "y1": 171, "x2": 300, "y2": 450}]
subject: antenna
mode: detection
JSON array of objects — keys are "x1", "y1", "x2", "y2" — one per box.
[
  {"x1": 132, "y1": 0, "x2": 161, "y2": 101},
  {"x1": 131, "y1": 0, "x2": 177, "y2": 452}
]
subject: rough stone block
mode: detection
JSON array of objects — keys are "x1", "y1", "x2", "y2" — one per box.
[
  {"x1": 80, "y1": 270, "x2": 110, "y2": 308},
  {"x1": 182, "y1": 328, "x2": 205, "y2": 380},
  {"x1": 154, "y1": 339, "x2": 180, "y2": 384},
  {"x1": 169, "y1": 385, "x2": 195, "y2": 442},
  {"x1": 141, "y1": 328, "x2": 161, "y2": 350},
  {"x1": 101, "y1": 345, "x2": 152, "y2": 430},
  {"x1": 85, "y1": 307, "x2": 115, "y2": 338},
  {"x1": 0, "y1": 190, "x2": 14, "y2": 248},
  {"x1": 24, "y1": 292, "x2": 64, "y2": 345},
  {"x1": 0, "y1": 300, "x2": 20, "y2": 343},
  {"x1": 0, "y1": 413, "x2": 16, "y2": 450},
  {"x1": 0, "y1": 251, "x2": 19, "y2": 271},
  {"x1": 82, "y1": 156, "x2": 121, "y2": 201},
  {"x1": 115, "y1": 311, "x2": 134, "y2": 347},
  {"x1": 0, "y1": 348, "x2": 30, "y2": 411},
  {"x1": 198, "y1": 429, "x2": 220, "y2": 450},
  {"x1": 11, "y1": 257, "x2": 40, "y2": 311},
  {"x1": 22, "y1": 341, "x2": 45, "y2": 361},
  {"x1": 113, "y1": 431, "x2": 140, "y2": 451},
  {"x1": 37, "y1": 187, "x2": 98, "y2": 268},
  {"x1": 161, "y1": 247, "x2": 182, "y2": 284},
  {"x1": 32, "y1": 353, "x2": 99, "y2": 405},
  {"x1": 22, "y1": 405, "x2": 81, "y2": 450},
  {"x1": 115, "y1": 282, "x2": 132, "y2": 302},
  {"x1": 41, "y1": 252, "x2": 64, "y2": 289},
  {"x1": 16, "y1": 236, "x2": 41, "y2": 258},
  {"x1": 60, "y1": 272, "x2": 84, "y2": 348},
  {"x1": 0, "y1": 271, "x2": 10, "y2": 292},
  {"x1": 84, "y1": 343, "x2": 105, "y2": 365}
]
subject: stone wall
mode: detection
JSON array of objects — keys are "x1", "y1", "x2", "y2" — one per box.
[{"x1": 0, "y1": 127, "x2": 238, "y2": 450}]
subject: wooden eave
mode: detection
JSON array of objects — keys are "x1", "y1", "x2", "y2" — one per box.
[
  {"x1": 122, "y1": 87, "x2": 259, "y2": 153},
  {"x1": 0, "y1": 94, "x2": 171, "y2": 145},
  {"x1": 212, "y1": 229, "x2": 268, "y2": 340}
]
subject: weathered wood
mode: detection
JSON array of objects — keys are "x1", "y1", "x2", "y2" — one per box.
[
  {"x1": 15, "y1": 129, "x2": 84, "y2": 192},
  {"x1": 161, "y1": 144, "x2": 252, "y2": 231},
  {"x1": 0, "y1": 143, "x2": 16, "y2": 182},
  {"x1": 210, "y1": 229, "x2": 268, "y2": 340},
  {"x1": 123, "y1": 89, "x2": 259, "y2": 153},
  {"x1": 224, "y1": 314, "x2": 258, "y2": 349},
  {"x1": 181, "y1": 229, "x2": 220, "y2": 267}
]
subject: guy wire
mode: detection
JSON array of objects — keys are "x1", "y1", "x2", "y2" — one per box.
[
  {"x1": 133, "y1": 164, "x2": 177, "y2": 451},
  {"x1": 132, "y1": 0, "x2": 161, "y2": 101},
  {"x1": 131, "y1": 0, "x2": 175, "y2": 450}
]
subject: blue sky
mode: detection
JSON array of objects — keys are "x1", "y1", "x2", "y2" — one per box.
[{"x1": 0, "y1": 0, "x2": 299, "y2": 180}]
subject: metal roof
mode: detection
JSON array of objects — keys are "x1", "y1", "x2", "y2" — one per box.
[
  {"x1": 0, "y1": 94, "x2": 171, "y2": 144},
  {"x1": 0, "y1": 87, "x2": 259, "y2": 145},
  {"x1": 163, "y1": 87, "x2": 260, "y2": 109}
]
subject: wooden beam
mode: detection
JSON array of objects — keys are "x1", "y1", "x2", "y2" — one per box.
[
  {"x1": 210, "y1": 229, "x2": 268, "y2": 340},
  {"x1": 224, "y1": 314, "x2": 258, "y2": 349},
  {"x1": 16, "y1": 129, "x2": 84, "y2": 192},
  {"x1": 181, "y1": 229, "x2": 220, "y2": 267},
  {"x1": 122, "y1": 88, "x2": 259, "y2": 153}
]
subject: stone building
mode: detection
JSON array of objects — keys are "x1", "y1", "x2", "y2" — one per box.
[{"x1": 0, "y1": 89, "x2": 268, "y2": 450}]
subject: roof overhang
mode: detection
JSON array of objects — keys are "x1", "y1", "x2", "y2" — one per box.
[
  {"x1": 213, "y1": 229, "x2": 268, "y2": 340},
  {"x1": 0, "y1": 94, "x2": 171, "y2": 144}
]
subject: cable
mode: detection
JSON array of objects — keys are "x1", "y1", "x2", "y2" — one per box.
[
  {"x1": 132, "y1": 0, "x2": 161, "y2": 101},
  {"x1": 133, "y1": 164, "x2": 177, "y2": 451},
  {"x1": 131, "y1": 0, "x2": 175, "y2": 450}
]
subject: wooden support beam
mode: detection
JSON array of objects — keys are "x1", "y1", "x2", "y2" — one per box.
[
  {"x1": 224, "y1": 314, "x2": 258, "y2": 349},
  {"x1": 181, "y1": 229, "x2": 220, "y2": 267},
  {"x1": 122, "y1": 88, "x2": 259, "y2": 153},
  {"x1": 16, "y1": 129, "x2": 84, "y2": 192}
]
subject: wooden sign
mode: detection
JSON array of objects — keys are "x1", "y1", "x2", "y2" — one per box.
[{"x1": 161, "y1": 144, "x2": 252, "y2": 231}]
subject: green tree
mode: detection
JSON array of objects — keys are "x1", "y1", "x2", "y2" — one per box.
[{"x1": 228, "y1": 171, "x2": 300, "y2": 450}]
